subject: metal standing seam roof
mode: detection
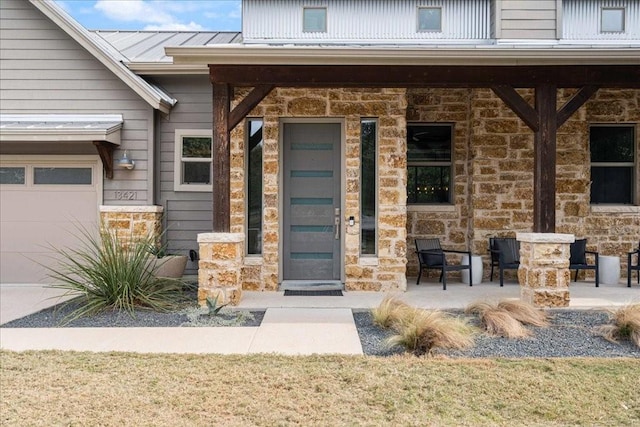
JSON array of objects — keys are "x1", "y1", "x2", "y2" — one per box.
[
  {"x1": 0, "y1": 115, "x2": 124, "y2": 144},
  {"x1": 91, "y1": 31, "x2": 243, "y2": 64}
]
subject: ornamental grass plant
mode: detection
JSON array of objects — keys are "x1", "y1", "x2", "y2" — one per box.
[
  {"x1": 387, "y1": 308, "x2": 475, "y2": 356},
  {"x1": 372, "y1": 298, "x2": 475, "y2": 356},
  {"x1": 370, "y1": 296, "x2": 411, "y2": 329},
  {"x1": 465, "y1": 299, "x2": 547, "y2": 338},
  {"x1": 596, "y1": 303, "x2": 640, "y2": 348},
  {"x1": 45, "y1": 225, "x2": 186, "y2": 325}
]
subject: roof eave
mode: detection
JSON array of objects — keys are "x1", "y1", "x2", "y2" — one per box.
[
  {"x1": 127, "y1": 62, "x2": 210, "y2": 75},
  {"x1": 165, "y1": 46, "x2": 640, "y2": 66}
]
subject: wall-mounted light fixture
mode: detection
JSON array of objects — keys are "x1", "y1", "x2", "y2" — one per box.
[{"x1": 118, "y1": 150, "x2": 135, "y2": 170}]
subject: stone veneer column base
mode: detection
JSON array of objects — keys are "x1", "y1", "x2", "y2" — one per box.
[
  {"x1": 517, "y1": 232, "x2": 574, "y2": 308},
  {"x1": 197, "y1": 233, "x2": 244, "y2": 306},
  {"x1": 99, "y1": 206, "x2": 163, "y2": 243}
]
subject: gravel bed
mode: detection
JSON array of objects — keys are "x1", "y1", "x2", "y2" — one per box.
[
  {"x1": 353, "y1": 310, "x2": 640, "y2": 358},
  {"x1": 1, "y1": 299, "x2": 264, "y2": 328},
  {"x1": 3, "y1": 302, "x2": 639, "y2": 358}
]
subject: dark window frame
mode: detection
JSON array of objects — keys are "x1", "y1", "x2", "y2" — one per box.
[
  {"x1": 246, "y1": 119, "x2": 264, "y2": 256},
  {"x1": 590, "y1": 124, "x2": 636, "y2": 205},
  {"x1": 360, "y1": 118, "x2": 377, "y2": 256},
  {"x1": 407, "y1": 123, "x2": 454, "y2": 205}
]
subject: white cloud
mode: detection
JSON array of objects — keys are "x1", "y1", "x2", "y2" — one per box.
[
  {"x1": 95, "y1": 0, "x2": 176, "y2": 25},
  {"x1": 144, "y1": 22, "x2": 205, "y2": 31}
]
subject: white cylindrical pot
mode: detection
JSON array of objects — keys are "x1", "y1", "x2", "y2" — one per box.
[
  {"x1": 461, "y1": 255, "x2": 483, "y2": 285},
  {"x1": 598, "y1": 256, "x2": 621, "y2": 285}
]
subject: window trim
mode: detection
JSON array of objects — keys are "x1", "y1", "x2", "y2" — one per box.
[
  {"x1": 174, "y1": 129, "x2": 213, "y2": 192},
  {"x1": 589, "y1": 123, "x2": 637, "y2": 206},
  {"x1": 601, "y1": 7, "x2": 625, "y2": 33},
  {"x1": 302, "y1": 6, "x2": 327, "y2": 33},
  {"x1": 417, "y1": 6, "x2": 442, "y2": 32},
  {"x1": 406, "y1": 122, "x2": 454, "y2": 205}
]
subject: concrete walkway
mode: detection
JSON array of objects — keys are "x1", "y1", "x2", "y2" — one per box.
[{"x1": 1, "y1": 280, "x2": 637, "y2": 355}]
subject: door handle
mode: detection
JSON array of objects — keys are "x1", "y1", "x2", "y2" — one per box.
[{"x1": 334, "y1": 207, "x2": 340, "y2": 240}]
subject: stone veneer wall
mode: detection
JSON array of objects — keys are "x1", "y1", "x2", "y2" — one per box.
[
  {"x1": 406, "y1": 88, "x2": 640, "y2": 281},
  {"x1": 230, "y1": 87, "x2": 408, "y2": 291},
  {"x1": 99, "y1": 205, "x2": 164, "y2": 245}
]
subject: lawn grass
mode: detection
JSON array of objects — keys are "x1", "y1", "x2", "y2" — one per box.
[{"x1": 1, "y1": 351, "x2": 639, "y2": 426}]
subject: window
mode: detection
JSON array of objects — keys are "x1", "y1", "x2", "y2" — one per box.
[
  {"x1": 247, "y1": 119, "x2": 263, "y2": 255},
  {"x1": 590, "y1": 125, "x2": 635, "y2": 204},
  {"x1": 417, "y1": 7, "x2": 442, "y2": 32},
  {"x1": 361, "y1": 119, "x2": 377, "y2": 256},
  {"x1": 303, "y1": 7, "x2": 327, "y2": 32},
  {"x1": 33, "y1": 167, "x2": 92, "y2": 185},
  {"x1": 0, "y1": 167, "x2": 25, "y2": 185},
  {"x1": 407, "y1": 124, "x2": 453, "y2": 204},
  {"x1": 601, "y1": 7, "x2": 625, "y2": 33},
  {"x1": 174, "y1": 130, "x2": 213, "y2": 192}
]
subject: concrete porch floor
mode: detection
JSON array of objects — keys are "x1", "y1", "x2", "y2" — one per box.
[{"x1": 2, "y1": 278, "x2": 637, "y2": 325}]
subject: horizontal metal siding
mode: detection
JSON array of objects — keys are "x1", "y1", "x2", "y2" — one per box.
[
  {"x1": 243, "y1": 0, "x2": 490, "y2": 42},
  {"x1": 563, "y1": 0, "x2": 640, "y2": 40},
  {"x1": 0, "y1": 0, "x2": 154, "y2": 205},
  {"x1": 154, "y1": 76, "x2": 214, "y2": 274}
]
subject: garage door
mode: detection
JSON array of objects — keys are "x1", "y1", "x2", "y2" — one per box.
[{"x1": 0, "y1": 156, "x2": 101, "y2": 284}]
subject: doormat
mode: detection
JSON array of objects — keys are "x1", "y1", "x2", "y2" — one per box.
[{"x1": 284, "y1": 290, "x2": 343, "y2": 296}]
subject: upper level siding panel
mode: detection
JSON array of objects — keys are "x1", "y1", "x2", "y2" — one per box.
[
  {"x1": 243, "y1": 0, "x2": 491, "y2": 42},
  {"x1": 0, "y1": 0, "x2": 155, "y2": 204},
  {"x1": 563, "y1": 0, "x2": 640, "y2": 40},
  {"x1": 497, "y1": 0, "x2": 559, "y2": 39}
]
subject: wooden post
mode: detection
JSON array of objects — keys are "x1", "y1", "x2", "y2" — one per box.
[
  {"x1": 534, "y1": 84, "x2": 557, "y2": 233},
  {"x1": 212, "y1": 83, "x2": 231, "y2": 232}
]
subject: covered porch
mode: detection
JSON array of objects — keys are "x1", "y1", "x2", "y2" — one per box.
[{"x1": 166, "y1": 45, "x2": 640, "y2": 307}]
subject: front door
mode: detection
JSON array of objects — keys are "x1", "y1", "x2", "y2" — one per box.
[{"x1": 283, "y1": 123, "x2": 341, "y2": 281}]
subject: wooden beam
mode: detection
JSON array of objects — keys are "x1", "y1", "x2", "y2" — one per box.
[
  {"x1": 556, "y1": 85, "x2": 599, "y2": 128},
  {"x1": 212, "y1": 83, "x2": 231, "y2": 232},
  {"x1": 533, "y1": 84, "x2": 558, "y2": 233},
  {"x1": 491, "y1": 85, "x2": 539, "y2": 131},
  {"x1": 209, "y1": 65, "x2": 640, "y2": 88},
  {"x1": 227, "y1": 84, "x2": 275, "y2": 131},
  {"x1": 92, "y1": 141, "x2": 117, "y2": 179}
]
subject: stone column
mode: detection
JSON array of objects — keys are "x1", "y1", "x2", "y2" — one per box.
[
  {"x1": 517, "y1": 232, "x2": 573, "y2": 308},
  {"x1": 197, "y1": 233, "x2": 244, "y2": 306},
  {"x1": 99, "y1": 205, "x2": 163, "y2": 244}
]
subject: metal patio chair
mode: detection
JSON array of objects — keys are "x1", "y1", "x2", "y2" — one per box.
[
  {"x1": 628, "y1": 240, "x2": 640, "y2": 288},
  {"x1": 415, "y1": 238, "x2": 472, "y2": 290},
  {"x1": 569, "y1": 238, "x2": 599, "y2": 287},
  {"x1": 489, "y1": 237, "x2": 520, "y2": 287}
]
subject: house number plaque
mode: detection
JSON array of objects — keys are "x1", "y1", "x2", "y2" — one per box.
[{"x1": 115, "y1": 191, "x2": 137, "y2": 200}]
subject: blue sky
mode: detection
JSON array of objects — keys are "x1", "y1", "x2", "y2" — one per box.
[{"x1": 55, "y1": 0, "x2": 242, "y2": 31}]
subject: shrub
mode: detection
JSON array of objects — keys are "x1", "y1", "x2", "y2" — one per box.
[
  {"x1": 46, "y1": 225, "x2": 186, "y2": 324},
  {"x1": 386, "y1": 307, "x2": 475, "y2": 356},
  {"x1": 465, "y1": 299, "x2": 546, "y2": 338},
  {"x1": 596, "y1": 303, "x2": 640, "y2": 348}
]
